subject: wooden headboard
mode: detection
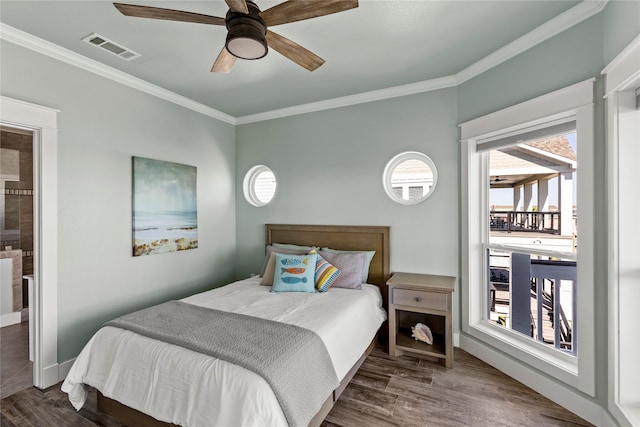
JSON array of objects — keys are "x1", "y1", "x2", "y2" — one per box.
[{"x1": 265, "y1": 224, "x2": 391, "y2": 308}]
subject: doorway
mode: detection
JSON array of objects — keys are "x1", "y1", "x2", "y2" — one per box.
[
  {"x1": 0, "y1": 126, "x2": 34, "y2": 398},
  {"x1": 0, "y1": 96, "x2": 59, "y2": 390}
]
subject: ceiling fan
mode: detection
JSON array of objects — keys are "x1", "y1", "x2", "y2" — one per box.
[{"x1": 113, "y1": 0, "x2": 358, "y2": 73}]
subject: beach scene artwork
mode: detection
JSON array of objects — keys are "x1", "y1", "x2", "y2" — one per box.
[{"x1": 132, "y1": 157, "x2": 198, "y2": 256}]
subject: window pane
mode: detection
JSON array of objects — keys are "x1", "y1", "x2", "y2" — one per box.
[
  {"x1": 489, "y1": 133, "x2": 577, "y2": 250},
  {"x1": 487, "y1": 248, "x2": 576, "y2": 355},
  {"x1": 254, "y1": 170, "x2": 276, "y2": 204},
  {"x1": 390, "y1": 159, "x2": 434, "y2": 203},
  {"x1": 487, "y1": 132, "x2": 577, "y2": 355}
]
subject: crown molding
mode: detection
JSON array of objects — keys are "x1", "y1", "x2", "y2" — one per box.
[
  {"x1": 1, "y1": 0, "x2": 609, "y2": 126},
  {"x1": 455, "y1": 0, "x2": 609, "y2": 85},
  {"x1": 235, "y1": 76, "x2": 457, "y2": 125},
  {"x1": 237, "y1": 0, "x2": 609, "y2": 124},
  {"x1": 0, "y1": 23, "x2": 236, "y2": 125}
]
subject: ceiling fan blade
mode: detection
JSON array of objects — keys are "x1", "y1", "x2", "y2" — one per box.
[
  {"x1": 225, "y1": 0, "x2": 248, "y2": 14},
  {"x1": 211, "y1": 47, "x2": 237, "y2": 73},
  {"x1": 113, "y1": 3, "x2": 225, "y2": 25},
  {"x1": 260, "y1": 0, "x2": 358, "y2": 27},
  {"x1": 266, "y1": 31, "x2": 325, "y2": 71}
]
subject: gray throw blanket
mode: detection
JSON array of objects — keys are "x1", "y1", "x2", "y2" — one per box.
[{"x1": 105, "y1": 300, "x2": 339, "y2": 427}]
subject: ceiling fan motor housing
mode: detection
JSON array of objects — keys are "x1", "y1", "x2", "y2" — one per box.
[{"x1": 225, "y1": 1, "x2": 268, "y2": 60}]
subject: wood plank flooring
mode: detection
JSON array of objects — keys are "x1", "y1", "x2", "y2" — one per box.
[
  {"x1": 1, "y1": 320, "x2": 32, "y2": 400},
  {"x1": 322, "y1": 346, "x2": 592, "y2": 426},
  {"x1": 0, "y1": 344, "x2": 592, "y2": 427}
]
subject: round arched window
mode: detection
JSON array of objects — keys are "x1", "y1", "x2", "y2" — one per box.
[
  {"x1": 243, "y1": 165, "x2": 276, "y2": 207},
  {"x1": 383, "y1": 152, "x2": 438, "y2": 205}
]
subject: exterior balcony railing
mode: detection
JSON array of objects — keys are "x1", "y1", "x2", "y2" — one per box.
[
  {"x1": 488, "y1": 248, "x2": 577, "y2": 355},
  {"x1": 490, "y1": 211, "x2": 560, "y2": 234}
]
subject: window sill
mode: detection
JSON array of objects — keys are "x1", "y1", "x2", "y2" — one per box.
[{"x1": 468, "y1": 320, "x2": 583, "y2": 387}]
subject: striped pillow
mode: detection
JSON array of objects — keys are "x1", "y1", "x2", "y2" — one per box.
[{"x1": 309, "y1": 249, "x2": 341, "y2": 292}]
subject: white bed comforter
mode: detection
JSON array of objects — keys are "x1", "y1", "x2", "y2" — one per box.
[{"x1": 62, "y1": 277, "x2": 386, "y2": 427}]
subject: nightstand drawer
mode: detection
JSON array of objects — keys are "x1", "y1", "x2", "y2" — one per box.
[{"x1": 393, "y1": 288, "x2": 447, "y2": 311}]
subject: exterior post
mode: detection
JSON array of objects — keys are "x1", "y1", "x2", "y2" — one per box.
[
  {"x1": 524, "y1": 182, "x2": 535, "y2": 211},
  {"x1": 538, "y1": 178, "x2": 550, "y2": 211},
  {"x1": 558, "y1": 172, "x2": 574, "y2": 236},
  {"x1": 513, "y1": 185, "x2": 522, "y2": 211}
]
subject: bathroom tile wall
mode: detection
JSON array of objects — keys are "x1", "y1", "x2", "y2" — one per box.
[{"x1": 0, "y1": 128, "x2": 34, "y2": 308}]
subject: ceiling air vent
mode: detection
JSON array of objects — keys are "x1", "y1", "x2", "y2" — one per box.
[{"x1": 82, "y1": 33, "x2": 141, "y2": 61}]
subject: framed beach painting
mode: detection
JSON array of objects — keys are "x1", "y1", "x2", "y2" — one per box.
[{"x1": 132, "y1": 156, "x2": 197, "y2": 256}]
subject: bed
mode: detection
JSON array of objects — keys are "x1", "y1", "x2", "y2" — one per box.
[{"x1": 62, "y1": 224, "x2": 390, "y2": 427}]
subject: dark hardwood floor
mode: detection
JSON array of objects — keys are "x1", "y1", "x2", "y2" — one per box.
[
  {"x1": 1, "y1": 319, "x2": 32, "y2": 400},
  {"x1": 0, "y1": 342, "x2": 593, "y2": 427},
  {"x1": 322, "y1": 346, "x2": 593, "y2": 427}
]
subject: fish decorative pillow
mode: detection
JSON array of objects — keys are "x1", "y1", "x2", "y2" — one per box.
[{"x1": 271, "y1": 253, "x2": 318, "y2": 293}]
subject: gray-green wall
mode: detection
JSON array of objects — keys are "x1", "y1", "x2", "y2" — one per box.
[
  {"x1": 602, "y1": 0, "x2": 640, "y2": 65},
  {"x1": 457, "y1": 14, "x2": 603, "y2": 124},
  {"x1": 1, "y1": 41, "x2": 237, "y2": 361},
  {"x1": 235, "y1": 88, "x2": 460, "y2": 296},
  {"x1": 235, "y1": 87, "x2": 461, "y2": 337}
]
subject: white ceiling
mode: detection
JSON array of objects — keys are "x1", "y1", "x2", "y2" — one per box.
[{"x1": 1, "y1": 0, "x2": 593, "y2": 119}]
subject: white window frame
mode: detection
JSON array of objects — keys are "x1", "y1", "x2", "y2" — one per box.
[
  {"x1": 459, "y1": 79, "x2": 595, "y2": 396},
  {"x1": 603, "y1": 35, "x2": 640, "y2": 427},
  {"x1": 242, "y1": 165, "x2": 276, "y2": 207},
  {"x1": 382, "y1": 151, "x2": 438, "y2": 205}
]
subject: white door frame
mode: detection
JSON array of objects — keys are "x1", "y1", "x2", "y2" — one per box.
[{"x1": 0, "y1": 96, "x2": 59, "y2": 389}]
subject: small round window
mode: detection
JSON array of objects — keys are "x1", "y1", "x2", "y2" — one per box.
[
  {"x1": 383, "y1": 152, "x2": 438, "y2": 205},
  {"x1": 243, "y1": 165, "x2": 276, "y2": 207}
]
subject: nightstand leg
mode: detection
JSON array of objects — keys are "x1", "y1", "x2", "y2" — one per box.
[{"x1": 388, "y1": 309, "x2": 396, "y2": 358}]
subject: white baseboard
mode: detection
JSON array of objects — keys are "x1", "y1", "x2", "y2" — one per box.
[
  {"x1": 58, "y1": 358, "x2": 76, "y2": 383},
  {"x1": 459, "y1": 334, "x2": 618, "y2": 427},
  {"x1": 42, "y1": 363, "x2": 60, "y2": 389},
  {"x1": 1, "y1": 311, "x2": 22, "y2": 327}
]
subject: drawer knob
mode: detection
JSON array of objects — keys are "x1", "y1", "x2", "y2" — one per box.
[{"x1": 415, "y1": 297, "x2": 422, "y2": 302}]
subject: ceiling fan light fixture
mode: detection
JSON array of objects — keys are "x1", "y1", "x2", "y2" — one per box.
[
  {"x1": 114, "y1": 0, "x2": 359, "y2": 72},
  {"x1": 226, "y1": 24, "x2": 267, "y2": 59},
  {"x1": 225, "y1": 1, "x2": 267, "y2": 60}
]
